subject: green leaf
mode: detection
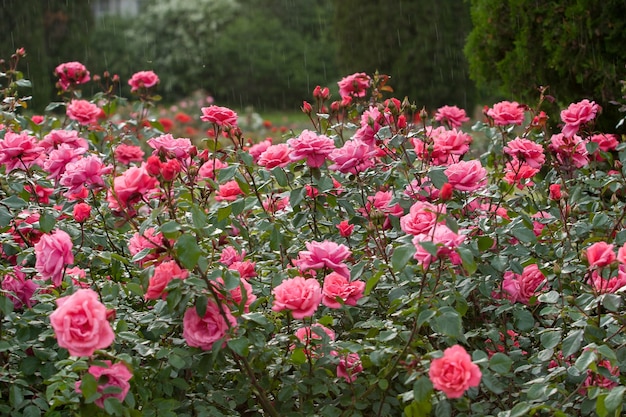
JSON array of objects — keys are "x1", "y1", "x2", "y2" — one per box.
[
  {"x1": 38, "y1": 211, "x2": 56, "y2": 233},
  {"x1": 391, "y1": 244, "x2": 416, "y2": 271},
  {"x1": 562, "y1": 329, "x2": 584, "y2": 357},
  {"x1": 510, "y1": 224, "x2": 536, "y2": 243},
  {"x1": 15, "y1": 79, "x2": 32, "y2": 88},
  {"x1": 195, "y1": 295, "x2": 208, "y2": 318},
  {"x1": 514, "y1": 309, "x2": 534, "y2": 332},
  {"x1": 489, "y1": 352, "x2": 513, "y2": 374},
  {"x1": 433, "y1": 310, "x2": 464, "y2": 341},
  {"x1": 103, "y1": 397, "x2": 124, "y2": 416},
  {"x1": 2, "y1": 195, "x2": 27, "y2": 210},
  {"x1": 0, "y1": 296, "x2": 14, "y2": 315},
  {"x1": 540, "y1": 330, "x2": 561, "y2": 349},
  {"x1": 602, "y1": 294, "x2": 621, "y2": 312},
  {"x1": 574, "y1": 349, "x2": 596, "y2": 373},
  {"x1": 174, "y1": 234, "x2": 201, "y2": 270},
  {"x1": 227, "y1": 336, "x2": 249, "y2": 357},
  {"x1": 271, "y1": 166, "x2": 288, "y2": 187},
  {"x1": 160, "y1": 221, "x2": 181, "y2": 238},
  {"x1": 428, "y1": 167, "x2": 448, "y2": 189},
  {"x1": 605, "y1": 386, "x2": 625, "y2": 413},
  {"x1": 80, "y1": 373, "x2": 99, "y2": 403},
  {"x1": 291, "y1": 347, "x2": 306, "y2": 364},
  {"x1": 413, "y1": 377, "x2": 433, "y2": 402},
  {"x1": 169, "y1": 354, "x2": 186, "y2": 370}
]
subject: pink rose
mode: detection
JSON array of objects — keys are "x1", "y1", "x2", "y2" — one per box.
[
  {"x1": 501, "y1": 264, "x2": 547, "y2": 304},
  {"x1": 200, "y1": 105, "x2": 238, "y2": 127},
  {"x1": 0, "y1": 131, "x2": 45, "y2": 172},
  {"x1": 503, "y1": 160, "x2": 539, "y2": 189},
  {"x1": 247, "y1": 138, "x2": 272, "y2": 162},
  {"x1": 41, "y1": 129, "x2": 89, "y2": 151},
  {"x1": 198, "y1": 158, "x2": 228, "y2": 180},
  {"x1": 560, "y1": 99, "x2": 600, "y2": 137},
  {"x1": 328, "y1": 140, "x2": 376, "y2": 174},
  {"x1": 128, "y1": 228, "x2": 164, "y2": 265},
  {"x1": 73, "y1": 202, "x2": 91, "y2": 223},
  {"x1": 128, "y1": 70, "x2": 159, "y2": 92},
  {"x1": 294, "y1": 324, "x2": 336, "y2": 345},
  {"x1": 335, "y1": 352, "x2": 363, "y2": 383},
  {"x1": 257, "y1": 143, "x2": 291, "y2": 169},
  {"x1": 49, "y1": 288, "x2": 115, "y2": 356},
  {"x1": 428, "y1": 345, "x2": 482, "y2": 399},
  {"x1": 183, "y1": 300, "x2": 237, "y2": 350},
  {"x1": 75, "y1": 361, "x2": 132, "y2": 408},
  {"x1": 287, "y1": 129, "x2": 336, "y2": 168},
  {"x1": 486, "y1": 101, "x2": 525, "y2": 126},
  {"x1": 272, "y1": 276, "x2": 322, "y2": 319},
  {"x1": 321, "y1": 272, "x2": 365, "y2": 308},
  {"x1": 503, "y1": 137, "x2": 545, "y2": 169},
  {"x1": 400, "y1": 201, "x2": 444, "y2": 235},
  {"x1": 1, "y1": 267, "x2": 38, "y2": 309},
  {"x1": 215, "y1": 180, "x2": 244, "y2": 202},
  {"x1": 59, "y1": 155, "x2": 110, "y2": 196},
  {"x1": 585, "y1": 242, "x2": 616, "y2": 268},
  {"x1": 435, "y1": 105, "x2": 470, "y2": 128},
  {"x1": 213, "y1": 276, "x2": 257, "y2": 313},
  {"x1": 219, "y1": 246, "x2": 246, "y2": 266},
  {"x1": 590, "y1": 133, "x2": 618, "y2": 153},
  {"x1": 549, "y1": 184, "x2": 562, "y2": 200},
  {"x1": 114, "y1": 144, "x2": 145, "y2": 164},
  {"x1": 431, "y1": 128, "x2": 472, "y2": 164},
  {"x1": 337, "y1": 72, "x2": 371, "y2": 99},
  {"x1": 43, "y1": 144, "x2": 86, "y2": 180},
  {"x1": 34, "y1": 229, "x2": 74, "y2": 286},
  {"x1": 295, "y1": 240, "x2": 352, "y2": 278},
  {"x1": 336, "y1": 220, "x2": 354, "y2": 238},
  {"x1": 147, "y1": 133, "x2": 193, "y2": 160},
  {"x1": 66, "y1": 100, "x2": 101, "y2": 126},
  {"x1": 229, "y1": 260, "x2": 257, "y2": 279},
  {"x1": 54, "y1": 61, "x2": 90, "y2": 91},
  {"x1": 549, "y1": 133, "x2": 589, "y2": 168},
  {"x1": 413, "y1": 224, "x2": 465, "y2": 268},
  {"x1": 588, "y1": 268, "x2": 626, "y2": 294},
  {"x1": 107, "y1": 165, "x2": 158, "y2": 211},
  {"x1": 145, "y1": 260, "x2": 189, "y2": 300},
  {"x1": 445, "y1": 160, "x2": 487, "y2": 192}
]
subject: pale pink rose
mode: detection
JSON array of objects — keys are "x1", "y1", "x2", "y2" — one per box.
[
  {"x1": 337, "y1": 72, "x2": 371, "y2": 99},
  {"x1": 183, "y1": 300, "x2": 237, "y2": 350},
  {"x1": 413, "y1": 224, "x2": 465, "y2": 268},
  {"x1": 43, "y1": 144, "x2": 86, "y2": 180},
  {"x1": 0, "y1": 131, "x2": 45, "y2": 172},
  {"x1": 75, "y1": 361, "x2": 132, "y2": 408},
  {"x1": 560, "y1": 99, "x2": 600, "y2": 137},
  {"x1": 429, "y1": 345, "x2": 481, "y2": 399},
  {"x1": 229, "y1": 260, "x2": 257, "y2": 279},
  {"x1": 215, "y1": 180, "x2": 244, "y2": 202},
  {"x1": 585, "y1": 242, "x2": 616, "y2": 268},
  {"x1": 258, "y1": 143, "x2": 291, "y2": 169},
  {"x1": 145, "y1": 260, "x2": 189, "y2": 300},
  {"x1": 272, "y1": 276, "x2": 322, "y2": 319},
  {"x1": 114, "y1": 144, "x2": 145, "y2": 164},
  {"x1": 128, "y1": 228, "x2": 164, "y2": 265},
  {"x1": 247, "y1": 138, "x2": 272, "y2": 162},
  {"x1": 549, "y1": 133, "x2": 589, "y2": 168},
  {"x1": 487, "y1": 101, "x2": 525, "y2": 126},
  {"x1": 336, "y1": 352, "x2": 363, "y2": 383},
  {"x1": 128, "y1": 70, "x2": 159, "y2": 92},
  {"x1": 445, "y1": 160, "x2": 487, "y2": 192},
  {"x1": 501, "y1": 264, "x2": 547, "y2": 304},
  {"x1": 435, "y1": 105, "x2": 470, "y2": 128},
  {"x1": 200, "y1": 105, "x2": 238, "y2": 127},
  {"x1": 60, "y1": 155, "x2": 110, "y2": 196},
  {"x1": 147, "y1": 133, "x2": 193, "y2": 160},
  {"x1": 34, "y1": 229, "x2": 74, "y2": 287},
  {"x1": 2, "y1": 267, "x2": 38, "y2": 309},
  {"x1": 287, "y1": 129, "x2": 336, "y2": 167},
  {"x1": 66, "y1": 100, "x2": 101, "y2": 126},
  {"x1": 503, "y1": 160, "x2": 539, "y2": 189},
  {"x1": 328, "y1": 140, "x2": 376, "y2": 174},
  {"x1": 54, "y1": 61, "x2": 90, "y2": 91},
  {"x1": 400, "y1": 201, "x2": 444, "y2": 235},
  {"x1": 107, "y1": 165, "x2": 158, "y2": 210},
  {"x1": 219, "y1": 246, "x2": 246, "y2": 266},
  {"x1": 198, "y1": 158, "x2": 228, "y2": 180},
  {"x1": 503, "y1": 137, "x2": 545, "y2": 169},
  {"x1": 588, "y1": 268, "x2": 626, "y2": 294},
  {"x1": 41, "y1": 129, "x2": 89, "y2": 151},
  {"x1": 49, "y1": 288, "x2": 115, "y2": 356},
  {"x1": 321, "y1": 272, "x2": 365, "y2": 308},
  {"x1": 295, "y1": 240, "x2": 352, "y2": 278}
]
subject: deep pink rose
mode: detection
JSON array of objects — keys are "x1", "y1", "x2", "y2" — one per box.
[
  {"x1": 128, "y1": 70, "x2": 159, "y2": 92},
  {"x1": 145, "y1": 260, "x2": 189, "y2": 300},
  {"x1": 400, "y1": 201, "x2": 444, "y2": 235},
  {"x1": 54, "y1": 61, "x2": 90, "y2": 91},
  {"x1": 429, "y1": 345, "x2": 482, "y2": 399},
  {"x1": 328, "y1": 140, "x2": 376, "y2": 174},
  {"x1": 66, "y1": 100, "x2": 101, "y2": 126},
  {"x1": 114, "y1": 144, "x2": 145, "y2": 164},
  {"x1": 49, "y1": 288, "x2": 115, "y2": 356},
  {"x1": 73, "y1": 202, "x2": 91, "y2": 223},
  {"x1": 503, "y1": 160, "x2": 540, "y2": 189},
  {"x1": 34, "y1": 229, "x2": 74, "y2": 286},
  {"x1": 435, "y1": 105, "x2": 470, "y2": 128},
  {"x1": 183, "y1": 300, "x2": 237, "y2": 351},
  {"x1": 560, "y1": 99, "x2": 600, "y2": 137},
  {"x1": 272, "y1": 276, "x2": 322, "y2": 319},
  {"x1": 2, "y1": 267, "x2": 38, "y2": 309},
  {"x1": 445, "y1": 160, "x2": 487, "y2": 192},
  {"x1": 582, "y1": 359, "x2": 619, "y2": 392},
  {"x1": 200, "y1": 105, "x2": 238, "y2": 127},
  {"x1": 486, "y1": 101, "x2": 525, "y2": 126},
  {"x1": 75, "y1": 361, "x2": 132, "y2": 408},
  {"x1": 321, "y1": 272, "x2": 365, "y2": 308},
  {"x1": 229, "y1": 260, "x2": 257, "y2": 279},
  {"x1": 287, "y1": 129, "x2": 335, "y2": 167},
  {"x1": 503, "y1": 137, "x2": 545, "y2": 169},
  {"x1": 0, "y1": 131, "x2": 45, "y2": 172},
  {"x1": 258, "y1": 143, "x2": 291, "y2": 169},
  {"x1": 337, "y1": 72, "x2": 371, "y2": 99},
  {"x1": 549, "y1": 184, "x2": 562, "y2": 200},
  {"x1": 295, "y1": 240, "x2": 352, "y2": 278},
  {"x1": 336, "y1": 220, "x2": 354, "y2": 238},
  {"x1": 585, "y1": 242, "x2": 616, "y2": 268},
  {"x1": 335, "y1": 352, "x2": 363, "y2": 383},
  {"x1": 215, "y1": 180, "x2": 244, "y2": 202}
]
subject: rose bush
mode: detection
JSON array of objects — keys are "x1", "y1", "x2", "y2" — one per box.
[{"x1": 1, "y1": 52, "x2": 626, "y2": 417}]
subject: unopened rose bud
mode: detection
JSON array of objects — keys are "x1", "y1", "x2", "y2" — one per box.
[
  {"x1": 146, "y1": 155, "x2": 162, "y2": 176},
  {"x1": 440, "y1": 182, "x2": 453, "y2": 201},
  {"x1": 301, "y1": 101, "x2": 312, "y2": 114}
]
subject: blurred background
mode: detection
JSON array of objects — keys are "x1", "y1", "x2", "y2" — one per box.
[{"x1": 1, "y1": 0, "x2": 624, "y2": 132}]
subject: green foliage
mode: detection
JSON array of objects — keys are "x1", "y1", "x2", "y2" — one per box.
[{"x1": 465, "y1": 0, "x2": 626, "y2": 132}]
